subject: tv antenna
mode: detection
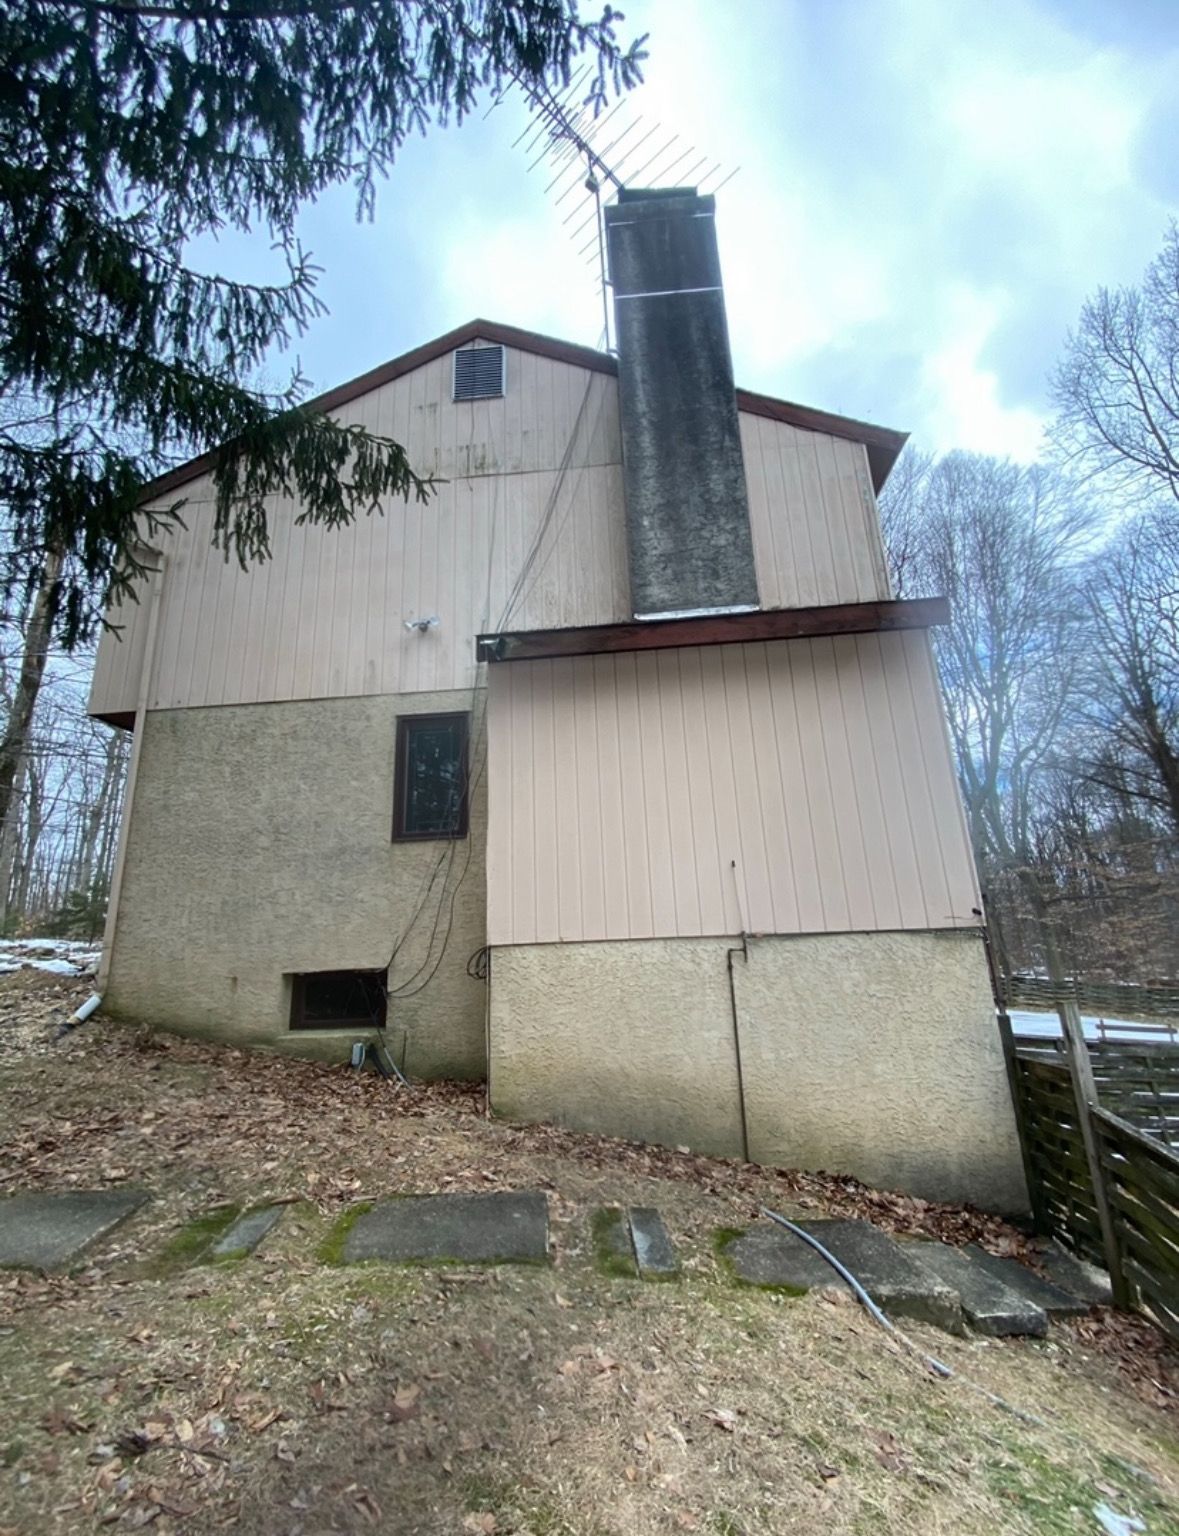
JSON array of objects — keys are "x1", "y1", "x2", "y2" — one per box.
[{"x1": 486, "y1": 71, "x2": 738, "y2": 352}]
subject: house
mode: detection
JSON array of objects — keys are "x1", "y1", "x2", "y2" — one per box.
[{"x1": 88, "y1": 189, "x2": 1027, "y2": 1212}]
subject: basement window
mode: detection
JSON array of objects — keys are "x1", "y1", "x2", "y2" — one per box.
[
  {"x1": 290, "y1": 970, "x2": 387, "y2": 1030},
  {"x1": 453, "y1": 344, "x2": 505, "y2": 401},
  {"x1": 393, "y1": 712, "x2": 469, "y2": 841}
]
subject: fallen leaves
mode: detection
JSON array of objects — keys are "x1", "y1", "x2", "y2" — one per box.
[
  {"x1": 247, "y1": 1407, "x2": 286, "y2": 1435},
  {"x1": 41, "y1": 1405, "x2": 91, "y2": 1437},
  {"x1": 1067, "y1": 1308, "x2": 1179, "y2": 1410},
  {"x1": 870, "y1": 1429, "x2": 907, "y2": 1473},
  {"x1": 462, "y1": 1514, "x2": 497, "y2": 1534},
  {"x1": 385, "y1": 1383, "x2": 422, "y2": 1424},
  {"x1": 704, "y1": 1407, "x2": 737, "y2": 1433}
]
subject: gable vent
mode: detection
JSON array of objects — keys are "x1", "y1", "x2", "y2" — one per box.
[{"x1": 453, "y1": 344, "x2": 505, "y2": 401}]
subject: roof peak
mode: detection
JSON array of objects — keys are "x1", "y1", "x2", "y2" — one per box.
[{"x1": 138, "y1": 317, "x2": 906, "y2": 507}]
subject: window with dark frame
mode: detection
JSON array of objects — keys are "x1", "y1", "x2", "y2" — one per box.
[
  {"x1": 289, "y1": 970, "x2": 387, "y2": 1031},
  {"x1": 393, "y1": 712, "x2": 469, "y2": 841}
]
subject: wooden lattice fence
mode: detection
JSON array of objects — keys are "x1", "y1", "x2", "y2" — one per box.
[
  {"x1": 1093, "y1": 1109, "x2": 1179, "y2": 1339},
  {"x1": 1007, "y1": 1030, "x2": 1179, "y2": 1341},
  {"x1": 1014, "y1": 1039, "x2": 1179, "y2": 1148},
  {"x1": 1009, "y1": 1053, "x2": 1106, "y2": 1269},
  {"x1": 1007, "y1": 975, "x2": 1179, "y2": 1023}
]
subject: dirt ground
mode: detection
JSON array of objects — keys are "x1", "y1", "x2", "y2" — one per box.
[{"x1": 2, "y1": 972, "x2": 1179, "y2": 1535}]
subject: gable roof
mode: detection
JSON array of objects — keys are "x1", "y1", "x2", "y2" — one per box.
[{"x1": 139, "y1": 318, "x2": 908, "y2": 506}]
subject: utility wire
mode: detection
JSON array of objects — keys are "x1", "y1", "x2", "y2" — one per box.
[{"x1": 381, "y1": 371, "x2": 599, "y2": 1007}]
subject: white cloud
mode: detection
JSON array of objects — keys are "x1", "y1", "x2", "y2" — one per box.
[
  {"x1": 320, "y1": 0, "x2": 1179, "y2": 460},
  {"x1": 918, "y1": 285, "x2": 1048, "y2": 460}
]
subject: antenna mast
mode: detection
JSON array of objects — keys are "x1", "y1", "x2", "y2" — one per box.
[{"x1": 489, "y1": 74, "x2": 738, "y2": 353}]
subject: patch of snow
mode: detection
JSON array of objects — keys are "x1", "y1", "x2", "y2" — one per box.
[
  {"x1": 1093, "y1": 1502, "x2": 1145, "y2": 1536},
  {"x1": 29, "y1": 958, "x2": 84, "y2": 975},
  {"x1": 0, "y1": 938, "x2": 63, "y2": 951},
  {"x1": 1008, "y1": 1009, "x2": 1179, "y2": 1044}
]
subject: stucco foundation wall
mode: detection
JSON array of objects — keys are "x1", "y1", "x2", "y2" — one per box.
[
  {"x1": 490, "y1": 939, "x2": 745, "y2": 1159},
  {"x1": 490, "y1": 931, "x2": 1028, "y2": 1213},
  {"x1": 105, "y1": 692, "x2": 487, "y2": 1077},
  {"x1": 734, "y1": 930, "x2": 1026, "y2": 1213}
]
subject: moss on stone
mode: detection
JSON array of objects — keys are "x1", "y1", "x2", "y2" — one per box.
[
  {"x1": 590, "y1": 1207, "x2": 636, "y2": 1279},
  {"x1": 153, "y1": 1204, "x2": 241, "y2": 1272},
  {"x1": 317, "y1": 1202, "x2": 373, "y2": 1266},
  {"x1": 710, "y1": 1225, "x2": 806, "y2": 1296}
]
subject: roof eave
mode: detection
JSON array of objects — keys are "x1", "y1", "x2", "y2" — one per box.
[{"x1": 477, "y1": 597, "x2": 949, "y2": 665}]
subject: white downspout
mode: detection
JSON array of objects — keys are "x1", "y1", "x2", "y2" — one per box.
[{"x1": 97, "y1": 551, "x2": 166, "y2": 993}]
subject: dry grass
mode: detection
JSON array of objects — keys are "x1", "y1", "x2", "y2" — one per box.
[{"x1": 2, "y1": 973, "x2": 1179, "y2": 1534}]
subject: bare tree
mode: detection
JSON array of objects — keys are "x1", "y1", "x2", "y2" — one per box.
[
  {"x1": 876, "y1": 445, "x2": 934, "y2": 598},
  {"x1": 1052, "y1": 223, "x2": 1179, "y2": 506},
  {"x1": 0, "y1": 547, "x2": 62, "y2": 845},
  {"x1": 1077, "y1": 507, "x2": 1179, "y2": 837},
  {"x1": 897, "y1": 453, "x2": 1092, "y2": 872}
]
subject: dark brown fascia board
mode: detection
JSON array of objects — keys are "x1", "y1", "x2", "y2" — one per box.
[
  {"x1": 135, "y1": 319, "x2": 907, "y2": 506},
  {"x1": 732, "y1": 387, "x2": 908, "y2": 493},
  {"x1": 477, "y1": 597, "x2": 949, "y2": 664},
  {"x1": 92, "y1": 710, "x2": 136, "y2": 731}
]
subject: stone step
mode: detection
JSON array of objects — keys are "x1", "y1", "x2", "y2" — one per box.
[
  {"x1": 211, "y1": 1204, "x2": 284, "y2": 1259},
  {"x1": 724, "y1": 1218, "x2": 963, "y2": 1332},
  {"x1": 909, "y1": 1242, "x2": 1047, "y2": 1337},
  {"x1": 629, "y1": 1207, "x2": 680, "y2": 1278},
  {"x1": 591, "y1": 1206, "x2": 681, "y2": 1278},
  {"x1": 0, "y1": 1189, "x2": 150, "y2": 1270},
  {"x1": 963, "y1": 1245, "x2": 1091, "y2": 1318},
  {"x1": 1039, "y1": 1242, "x2": 1113, "y2": 1307},
  {"x1": 341, "y1": 1191, "x2": 550, "y2": 1266}
]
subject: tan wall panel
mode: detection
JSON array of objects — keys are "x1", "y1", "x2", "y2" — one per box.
[
  {"x1": 742, "y1": 413, "x2": 891, "y2": 609},
  {"x1": 87, "y1": 580, "x2": 151, "y2": 719},
  {"x1": 489, "y1": 932, "x2": 1028, "y2": 1212},
  {"x1": 105, "y1": 692, "x2": 487, "y2": 1077},
  {"x1": 486, "y1": 633, "x2": 981, "y2": 945},
  {"x1": 490, "y1": 939, "x2": 746, "y2": 1159},
  {"x1": 89, "y1": 341, "x2": 895, "y2": 719}
]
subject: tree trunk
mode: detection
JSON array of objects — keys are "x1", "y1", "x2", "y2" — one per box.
[{"x1": 0, "y1": 549, "x2": 61, "y2": 844}]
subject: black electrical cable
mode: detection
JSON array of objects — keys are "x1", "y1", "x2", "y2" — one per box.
[{"x1": 379, "y1": 374, "x2": 600, "y2": 1005}]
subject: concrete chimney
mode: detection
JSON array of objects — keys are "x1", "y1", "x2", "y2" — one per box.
[{"x1": 604, "y1": 188, "x2": 758, "y2": 620}]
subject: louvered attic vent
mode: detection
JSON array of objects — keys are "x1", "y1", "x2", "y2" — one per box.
[{"x1": 453, "y1": 344, "x2": 505, "y2": 401}]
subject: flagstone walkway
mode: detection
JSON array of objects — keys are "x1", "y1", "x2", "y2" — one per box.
[{"x1": 0, "y1": 1186, "x2": 1106, "y2": 1338}]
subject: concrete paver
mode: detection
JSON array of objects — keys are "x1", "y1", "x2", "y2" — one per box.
[
  {"x1": 211, "y1": 1205, "x2": 284, "y2": 1258},
  {"x1": 726, "y1": 1218, "x2": 963, "y2": 1331},
  {"x1": 964, "y1": 1245, "x2": 1091, "y2": 1317},
  {"x1": 911, "y1": 1241, "x2": 1047, "y2": 1336},
  {"x1": 0, "y1": 1189, "x2": 150, "y2": 1270},
  {"x1": 629, "y1": 1207, "x2": 680, "y2": 1277},
  {"x1": 343, "y1": 1191, "x2": 550, "y2": 1265},
  {"x1": 1039, "y1": 1242, "x2": 1112, "y2": 1307}
]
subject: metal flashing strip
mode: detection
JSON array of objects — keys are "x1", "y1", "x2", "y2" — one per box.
[
  {"x1": 604, "y1": 213, "x2": 716, "y2": 227},
  {"x1": 635, "y1": 604, "x2": 759, "y2": 621},
  {"x1": 614, "y1": 286, "x2": 723, "y2": 300}
]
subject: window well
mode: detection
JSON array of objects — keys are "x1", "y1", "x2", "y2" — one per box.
[
  {"x1": 290, "y1": 970, "x2": 387, "y2": 1030},
  {"x1": 393, "y1": 712, "x2": 469, "y2": 841},
  {"x1": 453, "y1": 344, "x2": 505, "y2": 401}
]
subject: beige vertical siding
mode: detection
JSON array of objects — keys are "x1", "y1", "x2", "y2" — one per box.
[
  {"x1": 89, "y1": 339, "x2": 897, "y2": 719},
  {"x1": 741, "y1": 412, "x2": 891, "y2": 608},
  {"x1": 486, "y1": 630, "x2": 980, "y2": 944},
  {"x1": 89, "y1": 348, "x2": 630, "y2": 718},
  {"x1": 87, "y1": 579, "x2": 152, "y2": 719}
]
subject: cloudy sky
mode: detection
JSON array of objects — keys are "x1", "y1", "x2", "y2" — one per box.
[{"x1": 240, "y1": 0, "x2": 1179, "y2": 462}]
